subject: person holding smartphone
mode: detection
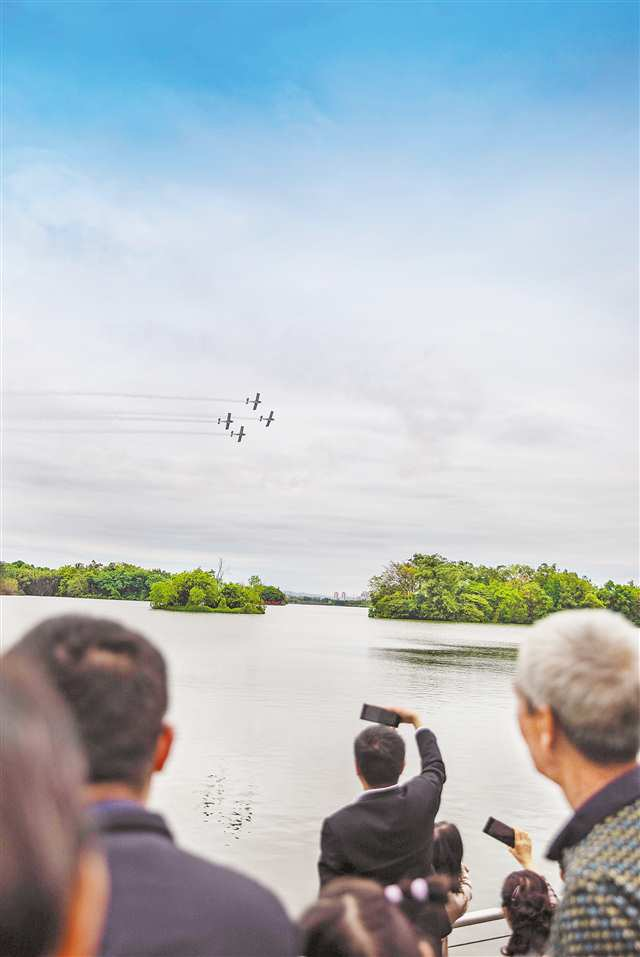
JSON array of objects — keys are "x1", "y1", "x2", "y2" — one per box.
[{"x1": 318, "y1": 705, "x2": 446, "y2": 889}]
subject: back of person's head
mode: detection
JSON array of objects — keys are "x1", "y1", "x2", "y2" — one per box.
[
  {"x1": 354, "y1": 725, "x2": 406, "y2": 788},
  {"x1": 516, "y1": 608, "x2": 639, "y2": 764},
  {"x1": 6, "y1": 614, "x2": 168, "y2": 789},
  {"x1": 432, "y1": 822, "x2": 464, "y2": 890},
  {"x1": 500, "y1": 870, "x2": 554, "y2": 957},
  {"x1": 385, "y1": 875, "x2": 453, "y2": 949},
  {"x1": 0, "y1": 660, "x2": 108, "y2": 957},
  {"x1": 299, "y1": 878, "x2": 430, "y2": 957}
]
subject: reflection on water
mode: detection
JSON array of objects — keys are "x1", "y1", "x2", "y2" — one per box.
[
  {"x1": 202, "y1": 772, "x2": 255, "y2": 843},
  {"x1": 1, "y1": 597, "x2": 568, "y2": 916},
  {"x1": 376, "y1": 645, "x2": 518, "y2": 665}
]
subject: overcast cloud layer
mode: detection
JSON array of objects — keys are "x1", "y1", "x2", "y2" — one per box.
[{"x1": 3, "y1": 2, "x2": 638, "y2": 593}]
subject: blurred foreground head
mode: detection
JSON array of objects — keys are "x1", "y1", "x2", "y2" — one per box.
[
  {"x1": 6, "y1": 614, "x2": 172, "y2": 798},
  {"x1": 0, "y1": 661, "x2": 108, "y2": 957},
  {"x1": 515, "y1": 609, "x2": 639, "y2": 795},
  {"x1": 299, "y1": 877, "x2": 435, "y2": 957}
]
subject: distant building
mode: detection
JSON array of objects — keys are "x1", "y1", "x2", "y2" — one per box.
[
  {"x1": 341, "y1": 591, "x2": 346, "y2": 600},
  {"x1": 334, "y1": 591, "x2": 339, "y2": 599}
]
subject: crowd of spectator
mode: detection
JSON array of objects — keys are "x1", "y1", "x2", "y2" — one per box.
[{"x1": 0, "y1": 607, "x2": 638, "y2": 957}]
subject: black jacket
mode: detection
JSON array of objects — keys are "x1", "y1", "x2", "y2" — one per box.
[
  {"x1": 92, "y1": 802, "x2": 298, "y2": 957},
  {"x1": 318, "y1": 727, "x2": 446, "y2": 887}
]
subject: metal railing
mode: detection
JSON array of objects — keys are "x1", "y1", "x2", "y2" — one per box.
[{"x1": 449, "y1": 907, "x2": 508, "y2": 952}]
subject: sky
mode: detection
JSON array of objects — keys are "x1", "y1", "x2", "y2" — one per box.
[{"x1": 2, "y1": 0, "x2": 638, "y2": 593}]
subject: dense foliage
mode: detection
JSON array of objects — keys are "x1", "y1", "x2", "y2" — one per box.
[
  {"x1": 0, "y1": 561, "x2": 285, "y2": 615},
  {"x1": 0, "y1": 560, "x2": 169, "y2": 600},
  {"x1": 150, "y1": 570, "x2": 265, "y2": 614},
  {"x1": 248, "y1": 576, "x2": 288, "y2": 604},
  {"x1": 368, "y1": 554, "x2": 640, "y2": 626}
]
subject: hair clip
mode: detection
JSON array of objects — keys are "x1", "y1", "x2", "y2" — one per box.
[
  {"x1": 410, "y1": 878, "x2": 429, "y2": 902},
  {"x1": 384, "y1": 885, "x2": 403, "y2": 904},
  {"x1": 511, "y1": 884, "x2": 521, "y2": 901}
]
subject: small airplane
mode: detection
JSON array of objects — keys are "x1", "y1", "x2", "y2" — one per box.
[
  {"x1": 230, "y1": 425, "x2": 246, "y2": 444},
  {"x1": 259, "y1": 410, "x2": 275, "y2": 427},
  {"x1": 217, "y1": 412, "x2": 234, "y2": 430},
  {"x1": 246, "y1": 392, "x2": 261, "y2": 411}
]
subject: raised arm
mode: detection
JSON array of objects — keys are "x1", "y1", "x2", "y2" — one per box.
[{"x1": 390, "y1": 706, "x2": 446, "y2": 790}]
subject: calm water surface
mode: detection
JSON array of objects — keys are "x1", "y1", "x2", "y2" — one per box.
[{"x1": 1, "y1": 597, "x2": 567, "y2": 916}]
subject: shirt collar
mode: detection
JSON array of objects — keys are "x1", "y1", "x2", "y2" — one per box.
[
  {"x1": 89, "y1": 802, "x2": 174, "y2": 842},
  {"x1": 355, "y1": 782, "x2": 402, "y2": 803},
  {"x1": 547, "y1": 764, "x2": 640, "y2": 862}
]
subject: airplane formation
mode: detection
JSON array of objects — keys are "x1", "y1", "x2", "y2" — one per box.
[
  {"x1": 216, "y1": 392, "x2": 276, "y2": 444},
  {"x1": 6, "y1": 388, "x2": 275, "y2": 446}
]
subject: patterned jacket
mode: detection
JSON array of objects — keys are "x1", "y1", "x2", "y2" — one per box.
[{"x1": 547, "y1": 766, "x2": 640, "y2": 956}]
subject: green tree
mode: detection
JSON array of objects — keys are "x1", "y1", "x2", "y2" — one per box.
[
  {"x1": 149, "y1": 579, "x2": 178, "y2": 609},
  {"x1": 261, "y1": 585, "x2": 287, "y2": 603},
  {"x1": 597, "y1": 581, "x2": 640, "y2": 626},
  {"x1": 188, "y1": 586, "x2": 206, "y2": 606}
]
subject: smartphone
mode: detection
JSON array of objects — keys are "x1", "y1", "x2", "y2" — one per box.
[
  {"x1": 483, "y1": 816, "x2": 516, "y2": 848},
  {"x1": 360, "y1": 704, "x2": 401, "y2": 727}
]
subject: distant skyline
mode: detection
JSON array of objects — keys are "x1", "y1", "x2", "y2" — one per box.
[{"x1": 3, "y1": 1, "x2": 638, "y2": 593}]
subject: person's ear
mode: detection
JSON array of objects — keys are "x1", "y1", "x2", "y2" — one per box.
[
  {"x1": 153, "y1": 723, "x2": 174, "y2": 774},
  {"x1": 536, "y1": 706, "x2": 557, "y2": 755},
  {"x1": 56, "y1": 846, "x2": 109, "y2": 957}
]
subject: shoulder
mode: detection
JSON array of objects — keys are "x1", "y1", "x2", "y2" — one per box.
[
  {"x1": 168, "y1": 848, "x2": 298, "y2": 952},
  {"x1": 322, "y1": 804, "x2": 357, "y2": 837},
  {"x1": 177, "y1": 845, "x2": 290, "y2": 911},
  {"x1": 104, "y1": 821, "x2": 290, "y2": 921},
  {"x1": 565, "y1": 798, "x2": 640, "y2": 884},
  {"x1": 555, "y1": 865, "x2": 640, "y2": 952}
]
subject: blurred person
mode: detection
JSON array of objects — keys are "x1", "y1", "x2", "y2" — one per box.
[
  {"x1": 515, "y1": 609, "x2": 639, "y2": 956},
  {"x1": 386, "y1": 874, "x2": 455, "y2": 957},
  {"x1": 500, "y1": 870, "x2": 555, "y2": 957},
  {"x1": 431, "y1": 822, "x2": 471, "y2": 956},
  {"x1": 6, "y1": 614, "x2": 298, "y2": 957},
  {"x1": 0, "y1": 660, "x2": 108, "y2": 957},
  {"x1": 432, "y1": 821, "x2": 472, "y2": 924},
  {"x1": 319, "y1": 706, "x2": 445, "y2": 887},
  {"x1": 299, "y1": 876, "x2": 436, "y2": 957}
]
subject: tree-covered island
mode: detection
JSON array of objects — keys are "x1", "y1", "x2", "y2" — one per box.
[
  {"x1": 2, "y1": 555, "x2": 637, "y2": 624},
  {"x1": 0, "y1": 561, "x2": 287, "y2": 615},
  {"x1": 368, "y1": 554, "x2": 639, "y2": 626}
]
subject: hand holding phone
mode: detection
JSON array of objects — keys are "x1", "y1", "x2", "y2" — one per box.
[
  {"x1": 360, "y1": 704, "x2": 400, "y2": 727},
  {"x1": 509, "y1": 828, "x2": 533, "y2": 869},
  {"x1": 483, "y1": 816, "x2": 516, "y2": 848}
]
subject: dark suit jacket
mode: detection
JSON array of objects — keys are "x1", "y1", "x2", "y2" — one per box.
[
  {"x1": 92, "y1": 802, "x2": 298, "y2": 957},
  {"x1": 318, "y1": 727, "x2": 446, "y2": 887}
]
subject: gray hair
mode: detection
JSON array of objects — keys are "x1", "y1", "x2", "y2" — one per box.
[{"x1": 516, "y1": 609, "x2": 639, "y2": 764}]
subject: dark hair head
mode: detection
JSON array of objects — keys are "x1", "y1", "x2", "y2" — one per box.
[
  {"x1": 354, "y1": 725, "x2": 405, "y2": 788},
  {"x1": 500, "y1": 870, "x2": 554, "y2": 957},
  {"x1": 299, "y1": 877, "x2": 427, "y2": 957},
  {"x1": 432, "y1": 821, "x2": 464, "y2": 891},
  {"x1": 6, "y1": 614, "x2": 168, "y2": 789},
  {"x1": 387, "y1": 875, "x2": 454, "y2": 948},
  {"x1": 0, "y1": 659, "x2": 87, "y2": 957}
]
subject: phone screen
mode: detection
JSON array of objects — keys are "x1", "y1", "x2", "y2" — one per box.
[
  {"x1": 360, "y1": 704, "x2": 400, "y2": 727},
  {"x1": 483, "y1": 816, "x2": 516, "y2": 847}
]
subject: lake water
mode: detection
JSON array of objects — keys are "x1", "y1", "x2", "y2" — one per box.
[{"x1": 0, "y1": 596, "x2": 568, "y2": 924}]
